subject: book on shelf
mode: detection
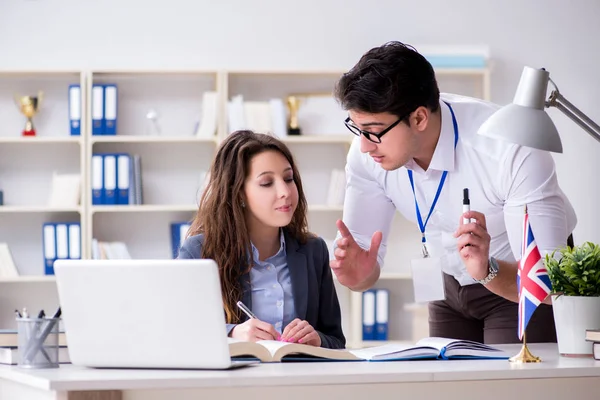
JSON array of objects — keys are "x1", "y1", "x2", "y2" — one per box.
[
  {"x1": 585, "y1": 329, "x2": 600, "y2": 342},
  {"x1": 47, "y1": 172, "x2": 81, "y2": 207},
  {"x1": 0, "y1": 346, "x2": 70, "y2": 365},
  {"x1": 0, "y1": 243, "x2": 19, "y2": 278},
  {"x1": 91, "y1": 239, "x2": 131, "y2": 260},
  {"x1": 229, "y1": 337, "x2": 509, "y2": 362},
  {"x1": 0, "y1": 330, "x2": 67, "y2": 347}
]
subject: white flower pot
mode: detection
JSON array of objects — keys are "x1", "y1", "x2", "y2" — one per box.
[{"x1": 552, "y1": 295, "x2": 600, "y2": 356}]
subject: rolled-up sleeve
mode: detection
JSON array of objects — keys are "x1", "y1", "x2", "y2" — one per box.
[{"x1": 500, "y1": 146, "x2": 577, "y2": 259}]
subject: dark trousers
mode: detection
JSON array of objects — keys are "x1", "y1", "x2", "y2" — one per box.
[{"x1": 429, "y1": 273, "x2": 556, "y2": 344}]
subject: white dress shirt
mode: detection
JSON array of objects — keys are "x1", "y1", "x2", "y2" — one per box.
[{"x1": 340, "y1": 93, "x2": 577, "y2": 286}]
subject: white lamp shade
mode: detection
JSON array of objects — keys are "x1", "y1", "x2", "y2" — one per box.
[
  {"x1": 478, "y1": 66, "x2": 564, "y2": 153},
  {"x1": 478, "y1": 103, "x2": 563, "y2": 153}
]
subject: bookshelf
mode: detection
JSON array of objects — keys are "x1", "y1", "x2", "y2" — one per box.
[{"x1": 0, "y1": 65, "x2": 491, "y2": 347}]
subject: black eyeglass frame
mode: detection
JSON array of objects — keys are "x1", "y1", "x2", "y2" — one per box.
[{"x1": 344, "y1": 114, "x2": 407, "y2": 143}]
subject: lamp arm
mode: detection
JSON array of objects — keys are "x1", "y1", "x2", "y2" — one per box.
[{"x1": 547, "y1": 89, "x2": 600, "y2": 144}]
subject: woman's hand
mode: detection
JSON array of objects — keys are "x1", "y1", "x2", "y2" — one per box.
[
  {"x1": 230, "y1": 318, "x2": 278, "y2": 342},
  {"x1": 281, "y1": 319, "x2": 321, "y2": 347}
]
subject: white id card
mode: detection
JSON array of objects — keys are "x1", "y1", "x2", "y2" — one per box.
[{"x1": 410, "y1": 257, "x2": 446, "y2": 303}]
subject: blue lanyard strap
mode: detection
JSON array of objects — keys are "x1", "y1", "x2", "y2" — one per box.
[{"x1": 407, "y1": 101, "x2": 459, "y2": 244}]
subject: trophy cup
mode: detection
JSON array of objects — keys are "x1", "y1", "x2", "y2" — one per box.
[
  {"x1": 286, "y1": 95, "x2": 302, "y2": 136},
  {"x1": 14, "y1": 92, "x2": 43, "y2": 137}
]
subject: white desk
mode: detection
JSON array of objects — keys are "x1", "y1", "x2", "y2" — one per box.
[{"x1": 0, "y1": 344, "x2": 599, "y2": 400}]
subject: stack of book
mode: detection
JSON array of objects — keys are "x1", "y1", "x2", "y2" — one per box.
[
  {"x1": 585, "y1": 329, "x2": 600, "y2": 360},
  {"x1": 0, "y1": 329, "x2": 69, "y2": 365}
]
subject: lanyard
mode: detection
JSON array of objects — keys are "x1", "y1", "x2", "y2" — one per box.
[{"x1": 407, "y1": 101, "x2": 458, "y2": 257}]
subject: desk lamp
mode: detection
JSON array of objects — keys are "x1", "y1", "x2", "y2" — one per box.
[{"x1": 478, "y1": 66, "x2": 600, "y2": 152}]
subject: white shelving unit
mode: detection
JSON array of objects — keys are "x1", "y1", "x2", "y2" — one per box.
[
  {"x1": 0, "y1": 70, "x2": 86, "y2": 327},
  {"x1": 0, "y1": 66, "x2": 491, "y2": 346}
]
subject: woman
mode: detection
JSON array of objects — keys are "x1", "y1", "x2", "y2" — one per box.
[{"x1": 178, "y1": 130, "x2": 345, "y2": 349}]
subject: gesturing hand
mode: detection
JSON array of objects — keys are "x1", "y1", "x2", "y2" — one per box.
[
  {"x1": 454, "y1": 210, "x2": 491, "y2": 281},
  {"x1": 330, "y1": 219, "x2": 382, "y2": 289},
  {"x1": 230, "y1": 318, "x2": 279, "y2": 342},
  {"x1": 280, "y1": 319, "x2": 321, "y2": 347}
]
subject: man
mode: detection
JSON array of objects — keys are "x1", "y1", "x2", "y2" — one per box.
[{"x1": 330, "y1": 41, "x2": 577, "y2": 344}]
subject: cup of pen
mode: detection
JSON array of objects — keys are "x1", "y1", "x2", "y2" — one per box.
[{"x1": 16, "y1": 316, "x2": 61, "y2": 368}]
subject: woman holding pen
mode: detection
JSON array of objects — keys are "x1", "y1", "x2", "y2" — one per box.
[{"x1": 178, "y1": 130, "x2": 345, "y2": 349}]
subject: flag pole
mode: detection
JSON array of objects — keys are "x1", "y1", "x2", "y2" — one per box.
[
  {"x1": 509, "y1": 331, "x2": 541, "y2": 363},
  {"x1": 510, "y1": 204, "x2": 541, "y2": 363}
]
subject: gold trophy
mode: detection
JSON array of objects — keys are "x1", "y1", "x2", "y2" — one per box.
[
  {"x1": 286, "y1": 95, "x2": 302, "y2": 136},
  {"x1": 14, "y1": 92, "x2": 43, "y2": 137}
]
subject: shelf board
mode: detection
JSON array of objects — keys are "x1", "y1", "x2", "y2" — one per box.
[
  {"x1": 333, "y1": 272, "x2": 411, "y2": 283},
  {"x1": 0, "y1": 206, "x2": 82, "y2": 213},
  {"x1": 0, "y1": 136, "x2": 82, "y2": 144},
  {"x1": 0, "y1": 276, "x2": 56, "y2": 283},
  {"x1": 92, "y1": 205, "x2": 198, "y2": 213},
  {"x1": 281, "y1": 136, "x2": 352, "y2": 144},
  {"x1": 434, "y1": 67, "x2": 489, "y2": 75},
  {"x1": 380, "y1": 272, "x2": 412, "y2": 280},
  {"x1": 308, "y1": 205, "x2": 343, "y2": 212},
  {"x1": 90, "y1": 136, "x2": 218, "y2": 144}
]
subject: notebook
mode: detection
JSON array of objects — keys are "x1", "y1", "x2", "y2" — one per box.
[
  {"x1": 54, "y1": 259, "x2": 257, "y2": 369},
  {"x1": 229, "y1": 337, "x2": 509, "y2": 362}
]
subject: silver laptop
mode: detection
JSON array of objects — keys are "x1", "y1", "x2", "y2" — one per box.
[{"x1": 54, "y1": 259, "x2": 256, "y2": 369}]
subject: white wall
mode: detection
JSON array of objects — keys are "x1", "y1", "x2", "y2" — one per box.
[{"x1": 1, "y1": 0, "x2": 600, "y2": 243}]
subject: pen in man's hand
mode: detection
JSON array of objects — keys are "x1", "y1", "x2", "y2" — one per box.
[
  {"x1": 236, "y1": 301, "x2": 257, "y2": 320},
  {"x1": 462, "y1": 188, "x2": 470, "y2": 225}
]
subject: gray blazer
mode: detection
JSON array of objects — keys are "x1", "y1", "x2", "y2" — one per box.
[{"x1": 178, "y1": 230, "x2": 346, "y2": 349}]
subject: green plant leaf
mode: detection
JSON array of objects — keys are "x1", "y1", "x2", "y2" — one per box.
[{"x1": 543, "y1": 242, "x2": 600, "y2": 296}]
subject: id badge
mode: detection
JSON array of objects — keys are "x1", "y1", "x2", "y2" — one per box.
[{"x1": 410, "y1": 256, "x2": 446, "y2": 303}]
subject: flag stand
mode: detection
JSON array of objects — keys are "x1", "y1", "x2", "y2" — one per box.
[{"x1": 509, "y1": 332, "x2": 541, "y2": 363}]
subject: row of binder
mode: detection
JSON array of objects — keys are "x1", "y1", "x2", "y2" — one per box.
[
  {"x1": 92, "y1": 153, "x2": 142, "y2": 205},
  {"x1": 92, "y1": 84, "x2": 118, "y2": 135},
  {"x1": 171, "y1": 222, "x2": 191, "y2": 259},
  {"x1": 43, "y1": 222, "x2": 81, "y2": 275},
  {"x1": 362, "y1": 289, "x2": 389, "y2": 341}
]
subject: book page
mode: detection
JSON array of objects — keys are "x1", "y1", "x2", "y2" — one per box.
[
  {"x1": 350, "y1": 343, "x2": 438, "y2": 361},
  {"x1": 416, "y1": 337, "x2": 508, "y2": 359},
  {"x1": 228, "y1": 338, "x2": 272, "y2": 362},
  {"x1": 257, "y1": 340, "x2": 360, "y2": 361}
]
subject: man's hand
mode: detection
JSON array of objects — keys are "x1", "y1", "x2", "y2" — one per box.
[
  {"x1": 454, "y1": 210, "x2": 490, "y2": 281},
  {"x1": 330, "y1": 219, "x2": 382, "y2": 290}
]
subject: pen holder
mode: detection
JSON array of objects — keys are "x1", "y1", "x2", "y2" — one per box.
[{"x1": 16, "y1": 317, "x2": 61, "y2": 369}]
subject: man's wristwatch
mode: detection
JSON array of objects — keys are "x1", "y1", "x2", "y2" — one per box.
[{"x1": 476, "y1": 256, "x2": 499, "y2": 285}]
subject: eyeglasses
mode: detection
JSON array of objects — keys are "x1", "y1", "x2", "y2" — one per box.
[{"x1": 344, "y1": 116, "x2": 404, "y2": 144}]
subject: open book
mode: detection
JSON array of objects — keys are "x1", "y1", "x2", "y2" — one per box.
[{"x1": 229, "y1": 337, "x2": 509, "y2": 362}]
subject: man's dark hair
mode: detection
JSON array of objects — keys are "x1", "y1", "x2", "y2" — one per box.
[{"x1": 335, "y1": 41, "x2": 440, "y2": 122}]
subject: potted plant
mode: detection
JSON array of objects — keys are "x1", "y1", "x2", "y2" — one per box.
[{"x1": 545, "y1": 242, "x2": 600, "y2": 356}]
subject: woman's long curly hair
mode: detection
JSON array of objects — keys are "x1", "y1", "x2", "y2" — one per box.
[{"x1": 188, "y1": 130, "x2": 310, "y2": 323}]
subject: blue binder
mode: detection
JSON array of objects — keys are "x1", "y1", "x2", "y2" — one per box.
[
  {"x1": 68, "y1": 84, "x2": 81, "y2": 136},
  {"x1": 374, "y1": 289, "x2": 389, "y2": 340},
  {"x1": 104, "y1": 84, "x2": 118, "y2": 135},
  {"x1": 103, "y1": 154, "x2": 117, "y2": 205},
  {"x1": 362, "y1": 290, "x2": 376, "y2": 341},
  {"x1": 171, "y1": 222, "x2": 191, "y2": 258},
  {"x1": 91, "y1": 154, "x2": 104, "y2": 205},
  {"x1": 92, "y1": 84, "x2": 105, "y2": 135},
  {"x1": 116, "y1": 153, "x2": 130, "y2": 205},
  {"x1": 42, "y1": 223, "x2": 57, "y2": 275}
]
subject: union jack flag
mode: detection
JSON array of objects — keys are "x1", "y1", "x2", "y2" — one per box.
[{"x1": 517, "y1": 210, "x2": 552, "y2": 340}]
